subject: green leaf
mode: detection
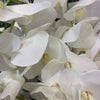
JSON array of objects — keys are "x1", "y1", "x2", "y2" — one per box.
[
  {"x1": 23, "y1": 88, "x2": 29, "y2": 93},
  {"x1": 16, "y1": 94, "x2": 25, "y2": 100}
]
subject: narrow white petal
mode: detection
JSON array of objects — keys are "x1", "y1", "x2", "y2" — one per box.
[
  {"x1": 86, "y1": 37, "x2": 100, "y2": 60},
  {"x1": 94, "y1": 21, "x2": 100, "y2": 35},
  {"x1": 7, "y1": 1, "x2": 52, "y2": 15},
  {"x1": 0, "y1": 8, "x2": 24, "y2": 22},
  {"x1": 41, "y1": 59, "x2": 65, "y2": 82},
  {"x1": 0, "y1": 80, "x2": 22, "y2": 100}
]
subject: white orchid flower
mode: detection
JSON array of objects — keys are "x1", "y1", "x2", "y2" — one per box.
[
  {"x1": 0, "y1": 1, "x2": 52, "y2": 25},
  {"x1": 24, "y1": 7, "x2": 57, "y2": 32},
  {"x1": 62, "y1": 17, "x2": 98, "y2": 49},
  {"x1": 24, "y1": 36, "x2": 66, "y2": 79},
  {"x1": 11, "y1": 30, "x2": 49, "y2": 67},
  {"x1": 59, "y1": 69, "x2": 100, "y2": 100},
  {"x1": 41, "y1": 41, "x2": 98, "y2": 82},
  {"x1": 41, "y1": 54, "x2": 98, "y2": 83},
  {"x1": 23, "y1": 72, "x2": 66, "y2": 100},
  {"x1": 0, "y1": 71, "x2": 25, "y2": 100},
  {"x1": 0, "y1": 28, "x2": 49, "y2": 67},
  {"x1": 64, "y1": 0, "x2": 96, "y2": 22}
]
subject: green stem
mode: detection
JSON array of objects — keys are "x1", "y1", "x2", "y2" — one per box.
[
  {"x1": 8, "y1": 20, "x2": 15, "y2": 33},
  {"x1": 17, "y1": 66, "x2": 19, "y2": 70},
  {"x1": 67, "y1": 2, "x2": 70, "y2": 10},
  {"x1": 67, "y1": 2, "x2": 75, "y2": 25},
  {"x1": 6, "y1": 0, "x2": 10, "y2": 5},
  {"x1": 71, "y1": 21, "x2": 75, "y2": 25},
  {"x1": 13, "y1": 0, "x2": 22, "y2": 4}
]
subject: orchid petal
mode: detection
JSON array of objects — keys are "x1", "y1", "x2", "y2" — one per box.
[
  {"x1": 0, "y1": 33, "x2": 20, "y2": 54},
  {"x1": 11, "y1": 31, "x2": 49, "y2": 66},
  {"x1": 34, "y1": 0, "x2": 60, "y2": 7},
  {"x1": 62, "y1": 18, "x2": 97, "y2": 48},
  {"x1": 80, "y1": 70, "x2": 100, "y2": 99},
  {"x1": 45, "y1": 36, "x2": 66, "y2": 60},
  {"x1": 59, "y1": 69, "x2": 80, "y2": 99},
  {"x1": 0, "y1": 80, "x2": 23, "y2": 100},
  {"x1": 55, "y1": 26, "x2": 70, "y2": 39},
  {"x1": 41, "y1": 59, "x2": 65, "y2": 82},
  {"x1": 25, "y1": 7, "x2": 57, "y2": 32},
  {"x1": 7, "y1": 1, "x2": 51, "y2": 16},
  {"x1": 0, "y1": 9, "x2": 24, "y2": 22},
  {"x1": 64, "y1": 0, "x2": 96, "y2": 21},
  {"x1": 24, "y1": 82, "x2": 66, "y2": 100},
  {"x1": 86, "y1": 37, "x2": 100, "y2": 60},
  {"x1": 24, "y1": 59, "x2": 45, "y2": 79},
  {"x1": 66, "y1": 51, "x2": 98, "y2": 72}
]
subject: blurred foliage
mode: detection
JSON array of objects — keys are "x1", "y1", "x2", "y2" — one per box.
[
  {"x1": 16, "y1": 94, "x2": 25, "y2": 100},
  {"x1": 0, "y1": 22, "x2": 10, "y2": 29},
  {"x1": 68, "y1": 0, "x2": 79, "y2": 3},
  {"x1": 7, "y1": 0, "x2": 15, "y2": 5}
]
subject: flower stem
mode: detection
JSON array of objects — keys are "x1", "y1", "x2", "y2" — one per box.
[
  {"x1": 67, "y1": 2, "x2": 70, "y2": 10},
  {"x1": 13, "y1": 0, "x2": 22, "y2": 4},
  {"x1": 67, "y1": 2, "x2": 75, "y2": 25},
  {"x1": 8, "y1": 20, "x2": 15, "y2": 33},
  {"x1": 20, "y1": 66, "x2": 31, "y2": 77},
  {"x1": 6, "y1": 0, "x2": 10, "y2": 5}
]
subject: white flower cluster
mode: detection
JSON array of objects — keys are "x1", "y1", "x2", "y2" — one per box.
[{"x1": 0, "y1": 0, "x2": 100, "y2": 100}]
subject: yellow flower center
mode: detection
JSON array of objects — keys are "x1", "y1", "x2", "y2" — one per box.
[
  {"x1": 42, "y1": 53, "x2": 50, "y2": 64},
  {"x1": 0, "y1": 2, "x2": 4, "y2": 9},
  {"x1": 81, "y1": 48, "x2": 87, "y2": 51},
  {"x1": 81, "y1": 91, "x2": 95, "y2": 100},
  {"x1": 76, "y1": 8, "x2": 84, "y2": 18},
  {"x1": 64, "y1": 62, "x2": 72, "y2": 68},
  {"x1": 56, "y1": 1, "x2": 60, "y2": 7}
]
